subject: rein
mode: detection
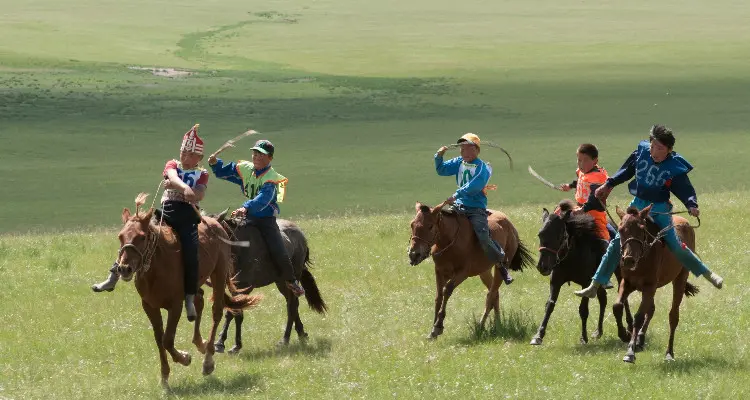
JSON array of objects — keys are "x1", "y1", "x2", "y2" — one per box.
[{"x1": 538, "y1": 225, "x2": 571, "y2": 265}]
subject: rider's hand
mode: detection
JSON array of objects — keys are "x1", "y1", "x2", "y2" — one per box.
[
  {"x1": 163, "y1": 178, "x2": 174, "y2": 189},
  {"x1": 208, "y1": 154, "x2": 218, "y2": 165},
  {"x1": 572, "y1": 207, "x2": 585, "y2": 215},
  {"x1": 445, "y1": 196, "x2": 456, "y2": 205},
  {"x1": 231, "y1": 207, "x2": 247, "y2": 218},
  {"x1": 437, "y1": 146, "x2": 449, "y2": 157},
  {"x1": 595, "y1": 185, "x2": 613, "y2": 202},
  {"x1": 560, "y1": 184, "x2": 571, "y2": 192},
  {"x1": 688, "y1": 207, "x2": 700, "y2": 217}
]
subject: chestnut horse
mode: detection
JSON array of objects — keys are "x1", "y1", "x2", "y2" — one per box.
[
  {"x1": 613, "y1": 204, "x2": 699, "y2": 363},
  {"x1": 408, "y1": 201, "x2": 534, "y2": 339},
  {"x1": 115, "y1": 194, "x2": 261, "y2": 388}
]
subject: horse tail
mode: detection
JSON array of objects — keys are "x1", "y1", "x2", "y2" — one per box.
[
  {"x1": 300, "y1": 249, "x2": 327, "y2": 314},
  {"x1": 509, "y1": 239, "x2": 534, "y2": 272},
  {"x1": 684, "y1": 282, "x2": 700, "y2": 297},
  {"x1": 223, "y1": 292, "x2": 262, "y2": 313}
]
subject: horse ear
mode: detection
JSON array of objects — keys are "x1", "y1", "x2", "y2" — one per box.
[
  {"x1": 122, "y1": 208, "x2": 131, "y2": 224},
  {"x1": 640, "y1": 204, "x2": 653, "y2": 219},
  {"x1": 616, "y1": 205, "x2": 626, "y2": 219},
  {"x1": 542, "y1": 208, "x2": 550, "y2": 221},
  {"x1": 415, "y1": 202, "x2": 423, "y2": 212}
]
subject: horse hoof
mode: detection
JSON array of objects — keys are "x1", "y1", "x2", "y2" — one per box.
[
  {"x1": 202, "y1": 361, "x2": 215, "y2": 376},
  {"x1": 580, "y1": 337, "x2": 589, "y2": 345},
  {"x1": 530, "y1": 337, "x2": 543, "y2": 346},
  {"x1": 160, "y1": 377, "x2": 170, "y2": 391},
  {"x1": 214, "y1": 342, "x2": 225, "y2": 354},
  {"x1": 299, "y1": 333, "x2": 309, "y2": 343},
  {"x1": 591, "y1": 330, "x2": 602, "y2": 339},
  {"x1": 618, "y1": 332, "x2": 631, "y2": 343},
  {"x1": 181, "y1": 352, "x2": 192, "y2": 366},
  {"x1": 635, "y1": 344, "x2": 644, "y2": 353},
  {"x1": 228, "y1": 345, "x2": 242, "y2": 354},
  {"x1": 623, "y1": 353, "x2": 635, "y2": 363},
  {"x1": 277, "y1": 338, "x2": 290, "y2": 347},
  {"x1": 665, "y1": 353, "x2": 675, "y2": 362}
]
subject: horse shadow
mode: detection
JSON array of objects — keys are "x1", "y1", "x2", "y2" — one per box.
[
  {"x1": 238, "y1": 337, "x2": 333, "y2": 361},
  {"x1": 656, "y1": 355, "x2": 745, "y2": 374},
  {"x1": 168, "y1": 373, "x2": 263, "y2": 396}
]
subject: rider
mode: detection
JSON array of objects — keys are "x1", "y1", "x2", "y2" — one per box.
[
  {"x1": 208, "y1": 139, "x2": 305, "y2": 297},
  {"x1": 574, "y1": 125, "x2": 724, "y2": 298},
  {"x1": 435, "y1": 133, "x2": 513, "y2": 285},
  {"x1": 92, "y1": 124, "x2": 208, "y2": 322}
]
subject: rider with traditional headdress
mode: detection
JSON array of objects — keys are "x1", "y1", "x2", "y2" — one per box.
[
  {"x1": 92, "y1": 124, "x2": 208, "y2": 321},
  {"x1": 435, "y1": 133, "x2": 513, "y2": 284},
  {"x1": 575, "y1": 125, "x2": 724, "y2": 298},
  {"x1": 208, "y1": 139, "x2": 305, "y2": 297}
]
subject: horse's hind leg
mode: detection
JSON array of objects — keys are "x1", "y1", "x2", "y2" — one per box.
[
  {"x1": 479, "y1": 269, "x2": 501, "y2": 328},
  {"x1": 215, "y1": 310, "x2": 234, "y2": 354},
  {"x1": 277, "y1": 282, "x2": 296, "y2": 346},
  {"x1": 293, "y1": 301, "x2": 308, "y2": 342},
  {"x1": 530, "y1": 279, "x2": 561, "y2": 346},
  {"x1": 142, "y1": 301, "x2": 170, "y2": 389},
  {"x1": 666, "y1": 273, "x2": 688, "y2": 361},
  {"x1": 228, "y1": 312, "x2": 244, "y2": 354},
  {"x1": 578, "y1": 295, "x2": 591, "y2": 344},
  {"x1": 591, "y1": 286, "x2": 607, "y2": 340},
  {"x1": 192, "y1": 289, "x2": 208, "y2": 354}
]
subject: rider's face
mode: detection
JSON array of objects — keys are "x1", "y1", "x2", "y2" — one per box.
[
  {"x1": 649, "y1": 139, "x2": 671, "y2": 163},
  {"x1": 252, "y1": 150, "x2": 272, "y2": 169},
  {"x1": 180, "y1": 151, "x2": 203, "y2": 169},
  {"x1": 460, "y1": 143, "x2": 479, "y2": 162}
]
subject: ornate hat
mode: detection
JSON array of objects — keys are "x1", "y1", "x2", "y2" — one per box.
[{"x1": 180, "y1": 124, "x2": 204, "y2": 155}]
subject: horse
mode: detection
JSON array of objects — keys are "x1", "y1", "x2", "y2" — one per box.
[
  {"x1": 408, "y1": 201, "x2": 535, "y2": 339},
  {"x1": 613, "y1": 204, "x2": 700, "y2": 363},
  {"x1": 213, "y1": 212, "x2": 327, "y2": 351},
  {"x1": 531, "y1": 199, "x2": 632, "y2": 345},
  {"x1": 115, "y1": 194, "x2": 261, "y2": 388}
]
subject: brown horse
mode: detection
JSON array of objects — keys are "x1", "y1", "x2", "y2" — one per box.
[
  {"x1": 612, "y1": 204, "x2": 699, "y2": 363},
  {"x1": 408, "y1": 201, "x2": 535, "y2": 339},
  {"x1": 115, "y1": 194, "x2": 261, "y2": 388}
]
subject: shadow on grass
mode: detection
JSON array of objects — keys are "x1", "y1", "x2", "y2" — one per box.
[
  {"x1": 238, "y1": 337, "x2": 333, "y2": 361},
  {"x1": 168, "y1": 372, "x2": 263, "y2": 396},
  {"x1": 656, "y1": 355, "x2": 746, "y2": 374},
  {"x1": 456, "y1": 309, "x2": 536, "y2": 345}
]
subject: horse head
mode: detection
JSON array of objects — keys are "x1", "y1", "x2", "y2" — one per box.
[
  {"x1": 116, "y1": 205, "x2": 154, "y2": 281},
  {"x1": 537, "y1": 207, "x2": 571, "y2": 276},
  {"x1": 617, "y1": 204, "x2": 656, "y2": 270},
  {"x1": 408, "y1": 202, "x2": 442, "y2": 266}
]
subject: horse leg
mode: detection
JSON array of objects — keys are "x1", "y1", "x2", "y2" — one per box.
[
  {"x1": 530, "y1": 280, "x2": 562, "y2": 346},
  {"x1": 215, "y1": 310, "x2": 234, "y2": 354},
  {"x1": 191, "y1": 290, "x2": 207, "y2": 354},
  {"x1": 228, "y1": 312, "x2": 244, "y2": 354},
  {"x1": 479, "y1": 269, "x2": 500, "y2": 328},
  {"x1": 636, "y1": 302, "x2": 656, "y2": 352},
  {"x1": 613, "y1": 280, "x2": 635, "y2": 343},
  {"x1": 142, "y1": 301, "x2": 170, "y2": 389},
  {"x1": 578, "y1": 295, "x2": 591, "y2": 345},
  {"x1": 427, "y1": 270, "x2": 447, "y2": 340},
  {"x1": 666, "y1": 273, "x2": 688, "y2": 361},
  {"x1": 431, "y1": 272, "x2": 469, "y2": 339},
  {"x1": 277, "y1": 282, "x2": 295, "y2": 346},
  {"x1": 624, "y1": 289, "x2": 654, "y2": 363},
  {"x1": 293, "y1": 302, "x2": 308, "y2": 342},
  {"x1": 201, "y1": 277, "x2": 224, "y2": 377},
  {"x1": 591, "y1": 286, "x2": 607, "y2": 340},
  {"x1": 163, "y1": 305, "x2": 192, "y2": 367}
]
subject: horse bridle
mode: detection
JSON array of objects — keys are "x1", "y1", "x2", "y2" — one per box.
[
  {"x1": 620, "y1": 217, "x2": 676, "y2": 267},
  {"x1": 118, "y1": 219, "x2": 161, "y2": 275},
  {"x1": 409, "y1": 211, "x2": 460, "y2": 257},
  {"x1": 538, "y1": 225, "x2": 571, "y2": 266}
]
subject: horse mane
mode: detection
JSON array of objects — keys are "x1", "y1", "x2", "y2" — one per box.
[
  {"x1": 564, "y1": 212, "x2": 601, "y2": 243},
  {"x1": 624, "y1": 206, "x2": 658, "y2": 233}
]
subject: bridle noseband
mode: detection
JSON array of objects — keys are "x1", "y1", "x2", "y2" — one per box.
[
  {"x1": 409, "y1": 212, "x2": 459, "y2": 257},
  {"x1": 538, "y1": 225, "x2": 571, "y2": 266}
]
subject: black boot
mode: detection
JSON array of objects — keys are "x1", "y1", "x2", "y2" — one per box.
[
  {"x1": 499, "y1": 265, "x2": 514, "y2": 285},
  {"x1": 185, "y1": 294, "x2": 197, "y2": 322}
]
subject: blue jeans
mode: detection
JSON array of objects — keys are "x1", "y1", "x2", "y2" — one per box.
[
  {"x1": 592, "y1": 198, "x2": 709, "y2": 285},
  {"x1": 458, "y1": 206, "x2": 506, "y2": 264}
]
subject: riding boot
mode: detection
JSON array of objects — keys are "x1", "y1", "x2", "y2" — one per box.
[
  {"x1": 91, "y1": 262, "x2": 120, "y2": 292},
  {"x1": 498, "y1": 265, "x2": 514, "y2": 285},
  {"x1": 702, "y1": 271, "x2": 723, "y2": 289},
  {"x1": 574, "y1": 281, "x2": 601, "y2": 298},
  {"x1": 185, "y1": 294, "x2": 197, "y2": 322}
]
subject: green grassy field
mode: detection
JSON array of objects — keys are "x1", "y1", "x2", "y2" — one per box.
[{"x1": 2, "y1": 0, "x2": 750, "y2": 398}]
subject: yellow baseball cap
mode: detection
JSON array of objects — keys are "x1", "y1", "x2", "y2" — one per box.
[{"x1": 457, "y1": 133, "x2": 480, "y2": 147}]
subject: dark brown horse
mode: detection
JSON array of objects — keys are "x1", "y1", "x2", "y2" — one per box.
[
  {"x1": 213, "y1": 213, "x2": 327, "y2": 351},
  {"x1": 532, "y1": 200, "x2": 631, "y2": 345},
  {"x1": 613, "y1": 204, "x2": 699, "y2": 363},
  {"x1": 115, "y1": 194, "x2": 261, "y2": 388},
  {"x1": 408, "y1": 201, "x2": 535, "y2": 339}
]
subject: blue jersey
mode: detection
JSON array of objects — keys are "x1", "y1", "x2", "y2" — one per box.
[
  {"x1": 435, "y1": 154, "x2": 492, "y2": 209},
  {"x1": 607, "y1": 140, "x2": 698, "y2": 208}
]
